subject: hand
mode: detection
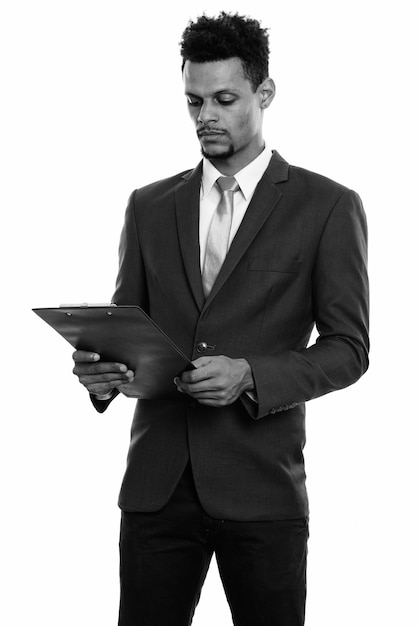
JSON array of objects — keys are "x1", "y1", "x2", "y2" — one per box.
[
  {"x1": 72, "y1": 350, "x2": 134, "y2": 397},
  {"x1": 174, "y1": 356, "x2": 255, "y2": 407}
]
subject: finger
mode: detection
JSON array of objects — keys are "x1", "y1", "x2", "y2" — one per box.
[
  {"x1": 72, "y1": 350, "x2": 100, "y2": 363},
  {"x1": 173, "y1": 377, "x2": 186, "y2": 393},
  {"x1": 181, "y1": 366, "x2": 214, "y2": 384},
  {"x1": 177, "y1": 379, "x2": 220, "y2": 396},
  {"x1": 78, "y1": 370, "x2": 134, "y2": 385},
  {"x1": 83, "y1": 376, "x2": 135, "y2": 396},
  {"x1": 190, "y1": 357, "x2": 213, "y2": 367},
  {"x1": 73, "y1": 362, "x2": 129, "y2": 376},
  {"x1": 194, "y1": 389, "x2": 235, "y2": 406},
  {"x1": 181, "y1": 357, "x2": 215, "y2": 381}
]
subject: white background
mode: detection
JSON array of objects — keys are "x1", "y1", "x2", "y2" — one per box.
[{"x1": 1, "y1": 1, "x2": 416, "y2": 624}]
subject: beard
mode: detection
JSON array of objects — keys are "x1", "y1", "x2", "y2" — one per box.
[{"x1": 200, "y1": 142, "x2": 235, "y2": 161}]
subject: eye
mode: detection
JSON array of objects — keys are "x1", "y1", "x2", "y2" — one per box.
[
  {"x1": 217, "y1": 98, "x2": 236, "y2": 106},
  {"x1": 187, "y1": 97, "x2": 202, "y2": 107}
]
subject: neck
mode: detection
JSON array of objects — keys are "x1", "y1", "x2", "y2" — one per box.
[{"x1": 209, "y1": 141, "x2": 265, "y2": 176}]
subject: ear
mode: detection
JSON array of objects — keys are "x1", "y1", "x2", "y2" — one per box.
[{"x1": 258, "y1": 78, "x2": 276, "y2": 110}]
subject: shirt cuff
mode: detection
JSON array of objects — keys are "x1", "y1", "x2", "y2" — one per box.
[
  {"x1": 245, "y1": 389, "x2": 258, "y2": 403},
  {"x1": 94, "y1": 390, "x2": 115, "y2": 401}
]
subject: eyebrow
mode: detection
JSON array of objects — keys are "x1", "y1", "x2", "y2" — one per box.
[{"x1": 185, "y1": 89, "x2": 241, "y2": 97}]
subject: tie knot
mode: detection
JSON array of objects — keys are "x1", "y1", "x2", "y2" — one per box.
[{"x1": 216, "y1": 176, "x2": 239, "y2": 194}]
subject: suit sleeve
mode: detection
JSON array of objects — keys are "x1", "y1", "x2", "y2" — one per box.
[
  {"x1": 112, "y1": 190, "x2": 149, "y2": 310},
  {"x1": 246, "y1": 189, "x2": 369, "y2": 419},
  {"x1": 90, "y1": 190, "x2": 148, "y2": 413}
]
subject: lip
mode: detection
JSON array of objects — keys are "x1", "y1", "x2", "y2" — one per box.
[{"x1": 197, "y1": 130, "x2": 226, "y2": 137}]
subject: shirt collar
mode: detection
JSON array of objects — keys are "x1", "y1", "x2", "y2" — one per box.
[{"x1": 201, "y1": 146, "x2": 273, "y2": 200}]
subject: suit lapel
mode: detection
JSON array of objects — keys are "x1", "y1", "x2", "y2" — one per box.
[
  {"x1": 175, "y1": 162, "x2": 205, "y2": 310},
  {"x1": 174, "y1": 151, "x2": 289, "y2": 311},
  {"x1": 203, "y1": 151, "x2": 289, "y2": 308}
]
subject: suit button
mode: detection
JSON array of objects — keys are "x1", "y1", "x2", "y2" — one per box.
[{"x1": 196, "y1": 341, "x2": 208, "y2": 353}]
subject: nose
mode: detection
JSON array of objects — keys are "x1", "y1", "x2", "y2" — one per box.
[{"x1": 197, "y1": 101, "x2": 218, "y2": 124}]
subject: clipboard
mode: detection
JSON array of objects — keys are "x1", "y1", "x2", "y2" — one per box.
[{"x1": 32, "y1": 304, "x2": 194, "y2": 399}]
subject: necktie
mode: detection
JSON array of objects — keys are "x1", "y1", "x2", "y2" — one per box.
[{"x1": 202, "y1": 176, "x2": 239, "y2": 298}]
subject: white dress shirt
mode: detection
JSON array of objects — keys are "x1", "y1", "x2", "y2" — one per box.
[{"x1": 199, "y1": 146, "x2": 273, "y2": 269}]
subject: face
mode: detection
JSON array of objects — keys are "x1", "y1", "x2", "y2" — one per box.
[{"x1": 183, "y1": 58, "x2": 275, "y2": 172}]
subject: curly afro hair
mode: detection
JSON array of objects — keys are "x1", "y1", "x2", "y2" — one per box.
[{"x1": 180, "y1": 12, "x2": 270, "y2": 92}]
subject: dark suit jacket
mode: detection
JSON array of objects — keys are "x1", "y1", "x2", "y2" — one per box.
[{"x1": 94, "y1": 151, "x2": 369, "y2": 522}]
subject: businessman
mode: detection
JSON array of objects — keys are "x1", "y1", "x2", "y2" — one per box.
[{"x1": 73, "y1": 12, "x2": 369, "y2": 626}]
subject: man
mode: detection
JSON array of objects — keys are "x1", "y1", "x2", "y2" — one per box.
[{"x1": 73, "y1": 12, "x2": 369, "y2": 626}]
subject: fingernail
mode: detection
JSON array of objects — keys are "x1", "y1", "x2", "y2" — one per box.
[{"x1": 92, "y1": 353, "x2": 100, "y2": 361}]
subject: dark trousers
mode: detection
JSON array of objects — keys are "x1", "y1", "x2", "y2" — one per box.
[{"x1": 118, "y1": 463, "x2": 308, "y2": 626}]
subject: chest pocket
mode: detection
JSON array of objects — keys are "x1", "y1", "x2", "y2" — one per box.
[{"x1": 248, "y1": 256, "x2": 301, "y2": 274}]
